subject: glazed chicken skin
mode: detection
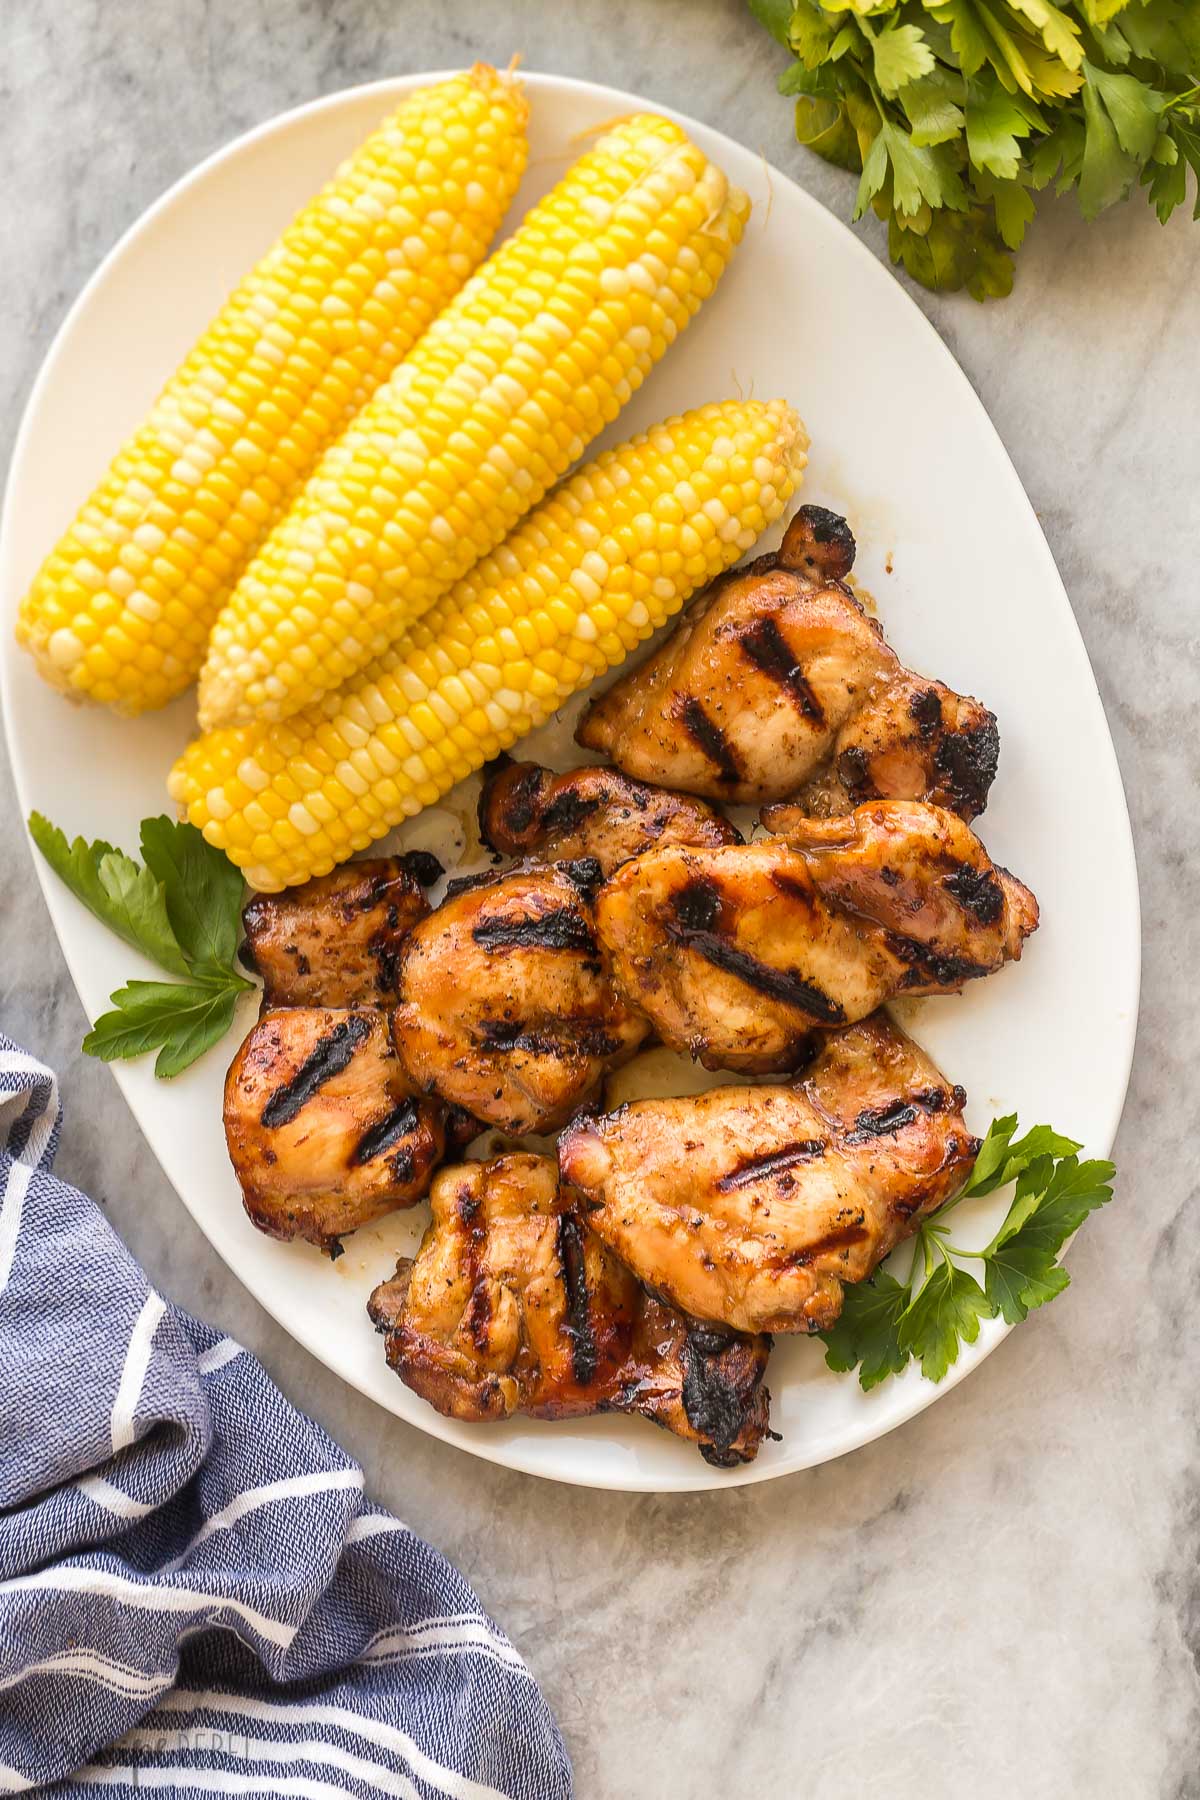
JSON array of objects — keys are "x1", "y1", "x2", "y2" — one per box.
[
  {"x1": 792, "y1": 670, "x2": 1000, "y2": 821},
  {"x1": 367, "y1": 1153, "x2": 772, "y2": 1466},
  {"x1": 478, "y1": 757, "x2": 740, "y2": 877},
  {"x1": 559, "y1": 1014, "x2": 978, "y2": 1335},
  {"x1": 240, "y1": 854, "x2": 442, "y2": 1008},
  {"x1": 225, "y1": 1008, "x2": 447, "y2": 1253},
  {"x1": 577, "y1": 504, "x2": 999, "y2": 818},
  {"x1": 761, "y1": 801, "x2": 1039, "y2": 990},
  {"x1": 391, "y1": 865, "x2": 648, "y2": 1135},
  {"x1": 595, "y1": 801, "x2": 1038, "y2": 1073}
]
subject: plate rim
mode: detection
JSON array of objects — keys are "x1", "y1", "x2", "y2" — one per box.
[{"x1": 0, "y1": 67, "x2": 1142, "y2": 1492}]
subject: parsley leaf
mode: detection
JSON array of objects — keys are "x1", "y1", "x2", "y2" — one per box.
[
  {"x1": 1076, "y1": 0, "x2": 1135, "y2": 25},
  {"x1": 873, "y1": 23, "x2": 938, "y2": 95},
  {"x1": 1007, "y1": 0, "x2": 1084, "y2": 68},
  {"x1": 1120, "y1": 1, "x2": 1195, "y2": 77},
  {"x1": 1083, "y1": 59, "x2": 1165, "y2": 158},
  {"x1": 84, "y1": 980, "x2": 245, "y2": 1081},
  {"x1": 1029, "y1": 114, "x2": 1087, "y2": 188},
  {"x1": 984, "y1": 1239, "x2": 1070, "y2": 1321},
  {"x1": 1172, "y1": 116, "x2": 1200, "y2": 220},
  {"x1": 995, "y1": 1155, "x2": 1115, "y2": 1255},
  {"x1": 1145, "y1": 114, "x2": 1200, "y2": 222},
  {"x1": 960, "y1": 1115, "x2": 1082, "y2": 1195},
  {"x1": 979, "y1": 169, "x2": 1038, "y2": 245},
  {"x1": 889, "y1": 203, "x2": 1015, "y2": 295},
  {"x1": 788, "y1": 0, "x2": 842, "y2": 66},
  {"x1": 1143, "y1": 130, "x2": 1186, "y2": 220},
  {"x1": 894, "y1": 123, "x2": 970, "y2": 212},
  {"x1": 30, "y1": 812, "x2": 190, "y2": 976},
  {"x1": 901, "y1": 70, "x2": 968, "y2": 145},
  {"x1": 981, "y1": 1153, "x2": 1113, "y2": 1318},
  {"x1": 749, "y1": 0, "x2": 796, "y2": 45},
  {"x1": 1014, "y1": 29, "x2": 1086, "y2": 99},
  {"x1": 821, "y1": 1268, "x2": 911, "y2": 1389},
  {"x1": 818, "y1": 1118, "x2": 1115, "y2": 1389},
  {"x1": 861, "y1": 118, "x2": 970, "y2": 218},
  {"x1": 938, "y1": 0, "x2": 993, "y2": 78},
  {"x1": 780, "y1": 60, "x2": 818, "y2": 93},
  {"x1": 966, "y1": 75, "x2": 1038, "y2": 176},
  {"x1": 796, "y1": 95, "x2": 866, "y2": 169},
  {"x1": 139, "y1": 815, "x2": 245, "y2": 975},
  {"x1": 973, "y1": 1, "x2": 1041, "y2": 97},
  {"x1": 29, "y1": 812, "x2": 253, "y2": 1079},
  {"x1": 898, "y1": 1257, "x2": 994, "y2": 1381},
  {"x1": 1089, "y1": 18, "x2": 1133, "y2": 65},
  {"x1": 1080, "y1": 65, "x2": 1164, "y2": 216}
]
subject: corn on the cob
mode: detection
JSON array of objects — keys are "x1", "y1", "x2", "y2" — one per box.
[
  {"x1": 196, "y1": 115, "x2": 751, "y2": 733},
  {"x1": 170, "y1": 398, "x2": 808, "y2": 891},
  {"x1": 16, "y1": 67, "x2": 529, "y2": 715}
]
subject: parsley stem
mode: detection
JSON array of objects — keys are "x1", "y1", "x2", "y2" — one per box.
[
  {"x1": 856, "y1": 60, "x2": 890, "y2": 121},
  {"x1": 925, "y1": 1221, "x2": 986, "y2": 1262}
]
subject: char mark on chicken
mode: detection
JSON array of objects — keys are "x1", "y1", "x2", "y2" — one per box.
[
  {"x1": 224, "y1": 1007, "x2": 447, "y2": 1253},
  {"x1": 367, "y1": 1153, "x2": 772, "y2": 1466},
  {"x1": 390, "y1": 865, "x2": 648, "y2": 1135},
  {"x1": 478, "y1": 757, "x2": 741, "y2": 877},
  {"x1": 558, "y1": 1012, "x2": 978, "y2": 1336},
  {"x1": 594, "y1": 801, "x2": 1038, "y2": 1073},
  {"x1": 576, "y1": 505, "x2": 999, "y2": 818},
  {"x1": 240, "y1": 855, "x2": 442, "y2": 1008}
]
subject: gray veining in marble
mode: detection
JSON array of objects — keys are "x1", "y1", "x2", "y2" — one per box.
[{"x1": 2, "y1": 2, "x2": 1199, "y2": 1794}]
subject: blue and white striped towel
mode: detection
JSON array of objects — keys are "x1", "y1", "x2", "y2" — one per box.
[{"x1": 0, "y1": 1035, "x2": 572, "y2": 1798}]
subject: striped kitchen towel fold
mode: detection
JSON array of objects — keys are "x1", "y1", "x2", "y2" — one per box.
[{"x1": 0, "y1": 1035, "x2": 572, "y2": 1799}]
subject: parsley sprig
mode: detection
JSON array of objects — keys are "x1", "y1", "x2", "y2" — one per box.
[
  {"x1": 819, "y1": 1115, "x2": 1115, "y2": 1386},
  {"x1": 749, "y1": 0, "x2": 1199, "y2": 297},
  {"x1": 29, "y1": 812, "x2": 254, "y2": 1078}
]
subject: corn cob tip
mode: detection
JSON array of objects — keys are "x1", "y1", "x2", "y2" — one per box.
[
  {"x1": 763, "y1": 395, "x2": 809, "y2": 484},
  {"x1": 17, "y1": 68, "x2": 530, "y2": 716},
  {"x1": 467, "y1": 60, "x2": 529, "y2": 124},
  {"x1": 171, "y1": 394, "x2": 808, "y2": 891}
]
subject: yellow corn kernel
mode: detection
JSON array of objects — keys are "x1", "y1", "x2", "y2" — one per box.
[
  {"x1": 16, "y1": 67, "x2": 528, "y2": 714},
  {"x1": 196, "y1": 114, "x2": 751, "y2": 731},
  {"x1": 170, "y1": 398, "x2": 808, "y2": 889}
]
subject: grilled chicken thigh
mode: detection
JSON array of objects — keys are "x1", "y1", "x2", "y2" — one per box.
[
  {"x1": 559, "y1": 1014, "x2": 977, "y2": 1335},
  {"x1": 368, "y1": 1153, "x2": 772, "y2": 1465},
  {"x1": 225, "y1": 1008, "x2": 446, "y2": 1252},
  {"x1": 241, "y1": 854, "x2": 441, "y2": 1008},
  {"x1": 577, "y1": 505, "x2": 998, "y2": 817},
  {"x1": 595, "y1": 801, "x2": 1038, "y2": 1072},
  {"x1": 391, "y1": 865, "x2": 648, "y2": 1134},
  {"x1": 478, "y1": 758, "x2": 740, "y2": 877}
]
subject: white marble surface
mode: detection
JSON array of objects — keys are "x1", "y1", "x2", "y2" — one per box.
[{"x1": 2, "y1": 2, "x2": 1198, "y2": 1793}]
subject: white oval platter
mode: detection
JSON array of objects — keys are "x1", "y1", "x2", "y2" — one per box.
[{"x1": 0, "y1": 71, "x2": 1140, "y2": 1490}]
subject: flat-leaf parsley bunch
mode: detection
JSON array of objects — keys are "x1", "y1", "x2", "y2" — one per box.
[
  {"x1": 748, "y1": 0, "x2": 1200, "y2": 296},
  {"x1": 820, "y1": 1114, "x2": 1115, "y2": 1386}
]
